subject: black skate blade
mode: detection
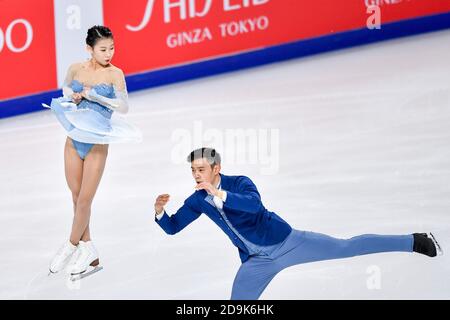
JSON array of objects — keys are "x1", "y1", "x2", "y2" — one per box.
[{"x1": 70, "y1": 265, "x2": 103, "y2": 281}]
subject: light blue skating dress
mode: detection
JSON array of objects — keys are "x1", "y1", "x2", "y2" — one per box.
[{"x1": 44, "y1": 79, "x2": 142, "y2": 159}]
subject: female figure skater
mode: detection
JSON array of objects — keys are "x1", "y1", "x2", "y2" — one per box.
[{"x1": 45, "y1": 25, "x2": 142, "y2": 276}]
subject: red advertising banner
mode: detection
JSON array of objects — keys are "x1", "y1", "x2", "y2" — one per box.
[
  {"x1": 103, "y1": 0, "x2": 450, "y2": 75},
  {"x1": 0, "y1": 0, "x2": 57, "y2": 100},
  {"x1": 1, "y1": 0, "x2": 449, "y2": 106}
]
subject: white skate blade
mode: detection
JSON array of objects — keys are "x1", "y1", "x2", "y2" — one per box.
[
  {"x1": 42, "y1": 103, "x2": 51, "y2": 109},
  {"x1": 70, "y1": 265, "x2": 103, "y2": 281},
  {"x1": 428, "y1": 232, "x2": 443, "y2": 256}
]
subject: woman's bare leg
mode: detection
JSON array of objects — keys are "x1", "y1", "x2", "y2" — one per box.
[
  {"x1": 69, "y1": 143, "x2": 108, "y2": 245},
  {"x1": 64, "y1": 138, "x2": 86, "y2": 245}
]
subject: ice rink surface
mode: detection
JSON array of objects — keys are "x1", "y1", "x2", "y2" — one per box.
[{"x1": 1, "y1": 29, "x2": 449, "y2": 300}]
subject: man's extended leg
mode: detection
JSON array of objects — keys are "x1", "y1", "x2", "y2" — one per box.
[
  {"x1": 230, "y1": 229, "x2": 414, "y2": 300},
  {"x1": 273, "y1": 230, "x2": 413, "y2": 268},
  {"x1": 274, "y1": 230, "x2": 414, "y2": 267}
]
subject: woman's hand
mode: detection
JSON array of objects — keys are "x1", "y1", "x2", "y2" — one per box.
[
  {"x1": 71, "y1": 93, "x2": 82, "y2": 104},
  {"x1": 80, "y1": 86, "x2": 91, "y2": 99}
]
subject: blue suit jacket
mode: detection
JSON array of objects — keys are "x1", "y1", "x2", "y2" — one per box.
[{"x1": 155, "y1": 173, "x2": 292, "y2": 263}]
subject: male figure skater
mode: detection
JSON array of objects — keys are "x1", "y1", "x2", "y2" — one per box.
[{"x1": 153, "y1": 148, "x2": 442, "y2": 300}]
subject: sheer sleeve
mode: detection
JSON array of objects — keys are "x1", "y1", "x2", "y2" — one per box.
[
  {"x1": 62, "y1": 64, "x2": 77, "y2": 98},
  {"x1": 86, "y1": 70, "x2": 129, "y2": 114}
]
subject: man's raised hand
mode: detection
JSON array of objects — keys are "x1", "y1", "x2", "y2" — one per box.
[{"x1": 155, "y1": 194, "x2": 170, "y2": 215}]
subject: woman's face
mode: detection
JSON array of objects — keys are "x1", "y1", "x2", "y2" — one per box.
[{"x1": 88, "y1": 38, "x2": 115, "y2": 66}]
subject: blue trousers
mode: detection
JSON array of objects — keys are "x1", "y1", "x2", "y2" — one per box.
[{"x1": 230, "y1": 229, "x2": 413, "y2": 300}]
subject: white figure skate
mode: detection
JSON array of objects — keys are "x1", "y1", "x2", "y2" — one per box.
[
  {"x1": 49, "y1": 241, "x2": 77, "y2": 274},
  {"x1": 67, "y1": 240, "x2": 102, "y2": 281}
]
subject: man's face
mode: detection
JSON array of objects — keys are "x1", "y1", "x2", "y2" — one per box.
[{"x1": 191, "y1": 158, "x2": 220, "y2": 185}]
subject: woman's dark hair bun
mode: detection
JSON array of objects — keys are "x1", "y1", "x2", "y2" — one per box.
[{"x1": 86, "y1": 25, "x2": 113, "y2": 47}]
